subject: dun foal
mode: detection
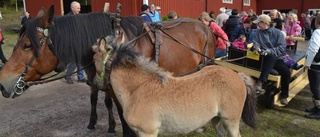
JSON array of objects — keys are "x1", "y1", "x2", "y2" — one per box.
[{"x1": 92, "y1": 36, "x2": 257, "y2": 137}]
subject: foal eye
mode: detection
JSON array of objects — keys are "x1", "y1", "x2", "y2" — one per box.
[{"x1": 23, "y1": 44, "x2": 32, "y2": 50}]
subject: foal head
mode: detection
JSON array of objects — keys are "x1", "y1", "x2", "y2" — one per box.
[{"x1": 92, "y1": 34, "x2": 170, "y2": 90}]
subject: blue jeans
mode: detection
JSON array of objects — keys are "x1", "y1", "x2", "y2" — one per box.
[
  {"x1": 215, "y1": 49, "x2": 227, "y2": 58},
  {"x1": 66, "y1": 63, "x2": 85, "y2": 80}
]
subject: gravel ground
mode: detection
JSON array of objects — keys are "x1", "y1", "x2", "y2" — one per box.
[{"x1": 0, "y1": 79, "x2": 122, "y2": 137}]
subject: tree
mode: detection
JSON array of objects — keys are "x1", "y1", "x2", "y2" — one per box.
[{"x1": 0, "y1": 0, "x2": 23, "y2": 8}]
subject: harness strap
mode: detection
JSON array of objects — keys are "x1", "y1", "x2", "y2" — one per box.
[
  {"x1": 153, "y1": 25, "x2": 162, "y2": 63},
  {"x1": 143, "y1": 22, "x2": 156, "y2": 44}
]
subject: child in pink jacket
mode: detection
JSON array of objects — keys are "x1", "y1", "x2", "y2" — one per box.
[{"x1": 232, "y1": 35, "x2": 246, "y2": 50}]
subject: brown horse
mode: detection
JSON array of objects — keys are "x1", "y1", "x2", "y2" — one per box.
[
  {"x1": 0, "y1": 5, "x2": 215, "y2": 137},
  {"x1": 92, "y1": 36, "x2": 256, "y2": 137}
]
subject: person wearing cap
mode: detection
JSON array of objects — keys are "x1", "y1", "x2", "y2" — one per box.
[
  {"x1": 148, "y1": 2, "x2": 161, "y2": 22},
  {"x1": 253, "y1": 14, "x2": 291, "y2": 105},
  {"x1": 140, "y1": 4, "x2": 152, "y2": 22},
  {"x1": 155, "y1": 6, "x2": 161, "y2": 15}
]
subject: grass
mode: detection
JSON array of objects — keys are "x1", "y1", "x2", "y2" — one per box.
[
  {"x1": 0, "y1": 7, "x2": 22, "y2": 62},
  {"x1": 1, "y1": 7, "x2": 320, "y2": 137}
]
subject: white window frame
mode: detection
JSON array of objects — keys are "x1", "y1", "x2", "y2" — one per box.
[
  {"x1": 222, "y1": 0, "x2": 233, "y2": 4},
  {"x1": 243, "y1": 0, "x2": 250, "y2": 6}
]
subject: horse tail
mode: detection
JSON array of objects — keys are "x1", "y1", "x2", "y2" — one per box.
[{"x1": 238, "y1": 72, "x2": 257, "y2": 129}]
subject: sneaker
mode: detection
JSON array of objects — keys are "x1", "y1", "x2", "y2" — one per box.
[
  {"x1": 65, "y1": 78, "x2": 74, "y2": 84},
  {"x1": 280, "y1": 98, "x2": 288, "y2": 105},
  {"x1": 78, "y1": 78, "x2": 87, "y2": 83}
]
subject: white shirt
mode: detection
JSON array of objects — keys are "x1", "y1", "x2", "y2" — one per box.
[{"x1": 306, "y1": 28, "x2": 320, "y2": 66}]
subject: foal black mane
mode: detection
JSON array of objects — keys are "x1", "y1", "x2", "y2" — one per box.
[{"x1": 21, "y1": 12, "x2": 114, "y2": 69}]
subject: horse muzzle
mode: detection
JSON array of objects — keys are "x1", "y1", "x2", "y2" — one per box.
[{"x1": 0, "y1": 84, "x2": 12, "y2": 98}]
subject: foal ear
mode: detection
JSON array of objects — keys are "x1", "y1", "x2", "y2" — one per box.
[
  {"x1": 117, "y1": 31, "x2": 125, "y2": 44},
  {"x1": 98, "y1": 37, "x2": 107, "y2": 53}
]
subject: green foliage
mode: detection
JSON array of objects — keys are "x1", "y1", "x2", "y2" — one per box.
[
  {"x1": 162, "y1": 15, "x2": 169, "y2": 21},
  {"x1": 0, "y1": 0, "x2": 24, "y2": 8}
]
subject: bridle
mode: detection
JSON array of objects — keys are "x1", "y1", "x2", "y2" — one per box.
[{"x1": 13, "y1": 27, "x2": 51, "y2": 96}]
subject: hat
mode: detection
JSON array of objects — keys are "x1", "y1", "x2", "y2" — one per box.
[
  {"x1": 156, "y1": 6, "x2": 161, "y2": 11},
  {"x1": 141, "y1": 4, "x2": 149, "y2": 11},
  {"x1": 253, "y1": 14, "x2": 271, "y2": 24}
]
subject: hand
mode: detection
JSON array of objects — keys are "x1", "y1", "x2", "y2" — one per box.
[
  {"x1": 289, "y1": 35, "x2": 294, "y2": 40},
  {"x1": 225, "y1": 42, "x2": 231, "y2": 47},
  {"x1": 261, "y1": 49, "x2": 271, "y2": 56},
  {"x1": 304, "y1": 66, "x2": 310, "y2": 70}
]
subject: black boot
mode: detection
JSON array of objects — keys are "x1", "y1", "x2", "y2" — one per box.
[
  {"x1": 305, "y1": 108, "x2": 320, "y2": 120},
  {"x1": 305, "y1": 100, "x2": 320, "y2": 120},
  {"x1": 305, "y1": 106, "x2": 318, "y2": 113},
  {"x1": 293, "y1": 64, "x2": 304, "y2": 70}
]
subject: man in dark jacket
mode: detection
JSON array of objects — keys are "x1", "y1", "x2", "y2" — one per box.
[{"x1": 225, "y1": 9, "x2": 241, "y2": 39}]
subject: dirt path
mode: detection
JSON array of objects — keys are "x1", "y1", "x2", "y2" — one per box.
[{"x1": 0, "y1": 79, "x2": 122, "y2": 137}]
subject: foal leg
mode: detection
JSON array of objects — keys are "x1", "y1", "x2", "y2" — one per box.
[
  {"x1": 104, "y1": 91, "x2": 116, "y2": 135},
  {"x1": 211, "y1": 117, "x2": 226, "y2": 137},
  {"x1": 138, "y1": 131, "x2": 158, "y2": 137},
  {"x1": 223, "y1": 119, "x2": 241, "y2": 137},
  {"x1": 113, "y1": 98, "x2": 137, "y2": 137},
  {"x1": 87, "y1": 87, "x2": 99, "y2": 130}
]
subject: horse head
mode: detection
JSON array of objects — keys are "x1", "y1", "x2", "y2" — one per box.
[{"x1": 0, "y1": 5, "x2": 58, "y2": 98}]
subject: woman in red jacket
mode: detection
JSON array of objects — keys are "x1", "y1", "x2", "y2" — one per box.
[{"x1": 198, "y1": 12, "x2": 230, "y2": 58}]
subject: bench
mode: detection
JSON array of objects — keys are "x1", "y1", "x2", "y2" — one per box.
[{"x1": 215, "y1": 49, "x2": 309, "y2": 107}]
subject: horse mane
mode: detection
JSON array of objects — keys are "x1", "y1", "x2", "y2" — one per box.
[
  {"x1": 120, "y1": 17, "x2": 145, "y2": 40},
  {"x1": 51, "y1": 13, "x2": 113, "y2": 68},
  {"x1": 106, "y1": 36, "x2": 170, "y2": 82},
  {"x1": 21, "y1": 12, "x2": 114, "y2": 68}
]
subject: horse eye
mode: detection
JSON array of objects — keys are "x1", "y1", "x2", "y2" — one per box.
[{"x1": 23, "y1": 44, "x2": 32, "y2": 50}]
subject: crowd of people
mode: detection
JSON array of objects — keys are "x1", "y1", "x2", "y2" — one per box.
[{"x1": 137, "y1": 4, "x2": 320, "y2": 119}]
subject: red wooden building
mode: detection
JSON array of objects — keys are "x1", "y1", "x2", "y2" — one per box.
[{"x1": 24, "y1": 0, "x2": 319, "y2": 20}]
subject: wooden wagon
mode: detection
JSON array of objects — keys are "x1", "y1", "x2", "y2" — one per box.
[{"x1": 216, "y1": 38, "x2": 308, "y2": 108}]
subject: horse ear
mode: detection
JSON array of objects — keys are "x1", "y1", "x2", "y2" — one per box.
[
  {"x1": 38, "y1": 5, "x2": 54, "y2": 27},
  {"x1": 36, "y1": 7, "x2": 45, "y2": 17},
  {"x1": 47, "y1": 5, "x2": 54, "y2": 24}
]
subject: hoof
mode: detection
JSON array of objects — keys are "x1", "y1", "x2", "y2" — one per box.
[
  {"x1": 107, "y1": 133, "x2": 116, "y2": 137},
  {"x1": 195, "y1": 128, "x2": 204, "y2": 133},
  {"x1": 86, "y1": 128, "x2": 95, "y2": 133}
]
